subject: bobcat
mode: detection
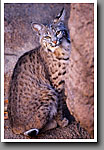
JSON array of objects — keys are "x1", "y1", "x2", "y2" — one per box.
[{"x1": 7, "y1": 8, "x2": 71, "y2": 137}]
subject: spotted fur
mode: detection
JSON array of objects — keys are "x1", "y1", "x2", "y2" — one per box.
[{"x1": 8, "y1": 8, "x2": 71, "y2": 137}]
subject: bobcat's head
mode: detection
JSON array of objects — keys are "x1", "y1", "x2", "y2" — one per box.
[{"x1": 32, "y1": 8, "x2": 71, "y2": 53}]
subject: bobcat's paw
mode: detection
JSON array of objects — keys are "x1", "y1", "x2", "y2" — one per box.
[
  {"x1": 61, "y1": 117, "x2": 69, "y2": 127},
  {"x1": 57, "y1": 117, "x2": 69, "y2": 128}
]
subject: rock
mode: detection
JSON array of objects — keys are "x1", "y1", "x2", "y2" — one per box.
[{"x1": 66, "y1": 3, "x2": 94, "y2": 138}]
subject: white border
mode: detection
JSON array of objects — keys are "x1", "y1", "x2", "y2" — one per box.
[
  {"x1": 0, "y1": 0, "x2": 97, "y2": 3},
  {"x1": 1, "y1": 0, "x2": 97, "y2": 142}
]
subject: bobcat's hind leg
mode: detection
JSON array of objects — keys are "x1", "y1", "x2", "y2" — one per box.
[{"x1": 25, "y1": 88, "x2": 58, "y2": 137}]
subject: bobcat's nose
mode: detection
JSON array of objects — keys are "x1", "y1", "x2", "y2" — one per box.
[{"x1": 52, "y1": 40, "x2": 57, "y2": 44}]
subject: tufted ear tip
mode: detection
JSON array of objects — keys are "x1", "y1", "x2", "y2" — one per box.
[{"x1": 54, "y1": 8, "x2": 66, "y2": 23}]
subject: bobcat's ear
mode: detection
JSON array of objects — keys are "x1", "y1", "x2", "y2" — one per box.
[
  {"x1": 31, "y1": 23, "x2": 44, "y2": 33},
  {"x1": 54, "y1": 8, "x2": 65, "y2": 23}
]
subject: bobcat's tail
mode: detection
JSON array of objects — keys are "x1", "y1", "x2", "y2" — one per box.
[{"x1": 24, "y1": 128, "x2": 39, "y2": 137}]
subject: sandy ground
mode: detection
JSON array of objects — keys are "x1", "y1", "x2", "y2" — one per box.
[{"x1": 4, "y1": 104, "x2": 90, "y2": 139}]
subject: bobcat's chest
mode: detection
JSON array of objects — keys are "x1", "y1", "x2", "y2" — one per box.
[
  {"x1": 53, "y1": 47, "x2": 63, "y2": 58},
  {"x1": 45, "y1": 46, "x2": 70, "y2": 92}
]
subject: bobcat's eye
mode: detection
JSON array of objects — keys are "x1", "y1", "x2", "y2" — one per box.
[
  {"x1": 45, "y1": 36, "x2": 51, "y2": 39},
  {"x1": 56, "y1": 31, "x2": 61, "y2": 36}
]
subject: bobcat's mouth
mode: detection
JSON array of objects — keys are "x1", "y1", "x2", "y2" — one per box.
[
  {"x1": 42, "y1": 39, "x2": 63, "y2": 53},
  {"x1": 46, "y1": 39, "x2": 63, "y2": 52},
  {"x1": 48, "y1": 45, "x2": 59, "y2": 53}
]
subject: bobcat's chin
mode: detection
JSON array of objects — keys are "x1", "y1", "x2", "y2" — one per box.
[
  {"x1": 48, "y1": 45, "x2": 60, "y2": 53},
  {"x1": 43, "y1": 44, "x2": 60, "y2": 53}
]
